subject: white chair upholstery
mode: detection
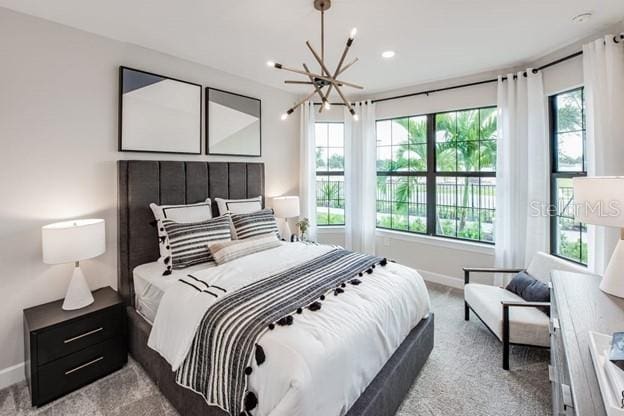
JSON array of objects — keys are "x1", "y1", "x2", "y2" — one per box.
[
  {"x1": 525, "y1": 251, "x2": 587, "y2": 283},
  {"x1": 464, "y1": 284, "x2": 550, "y2": 346},
  {"x1": 463, "y1": 251, "x2": 588, "y2": 369}
]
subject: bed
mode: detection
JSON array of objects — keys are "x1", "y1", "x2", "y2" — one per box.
[{"x1": 118, "y1": 160, "x2": 434, "y2": 416}]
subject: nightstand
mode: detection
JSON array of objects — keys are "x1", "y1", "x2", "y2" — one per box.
[{"x1": 23, "y1": 286, "x2": 127, "y2": 407}]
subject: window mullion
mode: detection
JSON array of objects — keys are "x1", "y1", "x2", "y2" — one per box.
[{"x1": 426, "y1": 113, "x2": 436, "y2": 236}]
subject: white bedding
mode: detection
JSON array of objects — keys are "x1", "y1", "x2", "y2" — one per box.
[
  {"x1": 148, "y1": 243, "x2": 431, "y2": 416},
  {"x1": 133, "y1": 262, "x2": 213, "y2": 323}
]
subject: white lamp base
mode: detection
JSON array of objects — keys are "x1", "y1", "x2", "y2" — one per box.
[
  {"x1": 277, "y1": 218, "x2": 292, "y2": 241},
  {"x1": 600, "y1": 239, "x2": 624, "y2": 298},
  {"x1": 62, "y1": 265, "x2": 94, "y2": 310}
]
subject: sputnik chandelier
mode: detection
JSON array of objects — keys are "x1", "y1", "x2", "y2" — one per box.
[{"x1": 267, "y1": 0, "x2": 363, "y2": 120}]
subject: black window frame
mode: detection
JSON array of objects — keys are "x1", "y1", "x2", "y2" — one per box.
[
  {"x1": 549, "y1": 87, "x2": 587, "y2": 265},
  {"x1": 376, "y1": 114, "x2": 430, "y2": 235},
  {"x1": 315, "y1": 121, "x2": 346, "y2": 227},
  {"x1": 376, "y1": 105, "x2": 497, "y2": 245}
]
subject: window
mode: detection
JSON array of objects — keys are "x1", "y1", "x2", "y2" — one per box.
[
  {"x1": 435, "y1": 108, "x2": 497, "y2": 243},
  {"x1": 376, "y1": 107, "x2": 497, "y2": 244},
  {"x1": 315, "y1": 122, "x2": 345, "y2": 226},
  {"x1": 549, "y1": 88, "x2": 587, "y2": 264},
  {"x1": 376, "y1": 116, "x2": 428, "y2": 233}
]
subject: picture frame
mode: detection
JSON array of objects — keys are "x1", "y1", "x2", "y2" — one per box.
[
  {"x1": 118, "y1": 66, "x2": 202, "y2": 154},
  {"x1": 206, "y1": 87, "x2": 262, "y2": 157}
]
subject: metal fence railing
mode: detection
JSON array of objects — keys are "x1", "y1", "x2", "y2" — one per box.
[{"x1": 375, "y1": 182, "x2": 496, "y2": 213}]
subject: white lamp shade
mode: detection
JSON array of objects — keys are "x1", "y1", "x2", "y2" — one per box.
[
  {"x1": 572, "y1": 177, "x2": 624, "y2": 227},
  {"x1": 42, "y1": 219, "x2": 106, "y2": 264},
  {"x1": 272, "y1": 196, "x2": 300, "y2": 219}
]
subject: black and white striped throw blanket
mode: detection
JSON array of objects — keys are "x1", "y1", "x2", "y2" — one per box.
[{"x1": 175, "y1": 248, "x2": 385, "y2": 415}]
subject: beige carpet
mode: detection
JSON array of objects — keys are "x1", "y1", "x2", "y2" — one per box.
[{"x1": 0, "y1": 283, "x2": 550, "y2": 416}]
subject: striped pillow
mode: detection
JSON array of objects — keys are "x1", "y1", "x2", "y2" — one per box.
[
  {"x1": 230, "y1": 209, "x2": 280, "y2": 240},
  {"x1": 208, "y1": 234, "x2": 282, "y2": 264},
  {"x1": 161, "y1": 215, "x2": 232, "y2": 269}
]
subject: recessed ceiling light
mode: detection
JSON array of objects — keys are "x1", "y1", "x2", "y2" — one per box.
[
  {"x1": 382, "y1": 50, "x2": 395, "y2": 59},
  {"x1": 572, "y1": 12, "x2": 592, "y2": 23}
]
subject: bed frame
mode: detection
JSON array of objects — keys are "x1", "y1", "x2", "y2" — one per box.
[{"x1": 118, "y1": 160, "x2": 434, "y2": 416}]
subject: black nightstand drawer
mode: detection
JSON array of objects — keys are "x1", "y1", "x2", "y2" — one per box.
[
  {"x1": 35, "y1": 336, "x2": 125, "y2": 406},
  {"x1": 24, "y1": 287, "x2": 127, "y2": 407},
  {"x1": 36, "y1": 306, "x2": 122, "y2": 364}
]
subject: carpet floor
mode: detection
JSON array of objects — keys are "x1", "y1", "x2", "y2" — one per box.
[{"x1": 0, "y1": 282, "x2": 551, "y2": 416}]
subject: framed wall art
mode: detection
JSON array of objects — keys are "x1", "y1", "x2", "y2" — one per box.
[
  {"x1": 119, "y1": 66, "x2": 202, "y2": 154},
  {"x1": 206, "y1": 87, "x2": 261, "y2": 156}
]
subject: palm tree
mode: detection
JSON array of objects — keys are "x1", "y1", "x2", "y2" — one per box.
[
  {"x1": 375, "y1": 117, "x2": 427, "y2": 229},
  {"x1": 377, "y1": 109, "x2": 497, "y2": 236},
  {"x1": 436, "y1": 109, "x2": 497, "y2": 233}
]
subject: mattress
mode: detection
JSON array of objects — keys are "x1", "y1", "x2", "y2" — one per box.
[{"x1": 133, "y1": 261, "x2": 213, "y2": 323}]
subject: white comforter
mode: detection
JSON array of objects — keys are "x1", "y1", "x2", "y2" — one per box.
[{"x1": 148, "y1": 243, "x2": 430, "y2": 416}]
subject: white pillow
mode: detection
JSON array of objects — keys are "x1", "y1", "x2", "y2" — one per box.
[
  {"x1": 149, "y1": 199, "x2": 212, "y2": 275},
  {"x1": 149, "y1": 199, "x2": 212, "y2": 223},
  {"x1": 215, "y1": 196, "x2": 262, "y2": 216}
]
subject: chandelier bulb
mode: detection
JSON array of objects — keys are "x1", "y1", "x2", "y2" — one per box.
[
  {"x1": 350, "y1": 28, "x2": 357, "y2": 40},
  {"x1": 281, "y1": 108, "x2": 295, "y2": 120},
  {"x1": 267, "y1": 61, "x2": 275, "y2": 67},
  {"x1": 324, "y1": 101, "x2": 331, "y2": 110},
  {"x1": 353, "y1": 114, "x2": 360, "y2": 121}
]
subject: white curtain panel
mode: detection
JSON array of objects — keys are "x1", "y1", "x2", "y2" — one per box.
[
  {"x1": 299, "y1": 101, "x2": 317, "y2": 241},
  {"x1": 344, "y1": 101, "x2": 377, "y2": 254},
  {"x1": 583, "y1": 36, "x2": 624, "y2": 274},
  {"x1": 495, "y1": 70, "x2": 548, "y2": 282}
]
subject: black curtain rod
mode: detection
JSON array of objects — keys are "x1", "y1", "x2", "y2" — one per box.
[
  {"x1": 370, "y1": 49, "x2": 583, "y2": 104},
  {"x1": 313, "y1": 33, "x2": 623, "y2": 106}
]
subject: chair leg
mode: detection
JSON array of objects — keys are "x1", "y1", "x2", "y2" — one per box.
[
  {"x1": 464, "y1": 302, "x2": 470, "y2": 321},
  {"x1": 503, "y1": 340, "x2": 510, "y2": 370},
  {"x1": 502, "y1": 304, "x2": 510, "y2": 370}
]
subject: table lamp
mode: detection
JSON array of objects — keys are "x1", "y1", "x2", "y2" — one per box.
[
  {"x1": 42, "y1": 219, "x2": 106, "y2": 310},
  {"x1": 272, "y1": 196, "x2": 300, "y2": 241},
  {"x1": 573, "y1": 177, "x2": 624, "y2": 298}
]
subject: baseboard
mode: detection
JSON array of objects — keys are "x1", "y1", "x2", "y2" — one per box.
[
  {"x1": 418, "y1": 269, "x2": 464, "y2": 289},
  {"x1": 0, "y1": 362, "x2": 25, "y2": 390}
]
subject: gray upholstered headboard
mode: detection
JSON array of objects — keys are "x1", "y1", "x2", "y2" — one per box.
[{"x1": 117, "y1": 160, "x2": 265, "y2": 306}]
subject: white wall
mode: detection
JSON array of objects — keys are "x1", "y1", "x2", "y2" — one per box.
[
  {"x1": 0, "y1": 7, "x2": 299, "y2": 382},
  {"x1": 315, "y1": 46, "x2": 586, "y2": 289}
]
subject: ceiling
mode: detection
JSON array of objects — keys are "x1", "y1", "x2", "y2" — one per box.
[{"x1": 2, "y1": 0, "x2": 623, "y2": 96}]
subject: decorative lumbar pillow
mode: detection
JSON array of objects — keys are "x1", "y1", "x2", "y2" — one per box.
[
  {"x1": 161, "y1": 215, "x2": 232, "y2": 270},
  {"x1": 505, "y1": 271, "x2": 550, "y2": 316},
  {"x1": 208, "y1": 234, "x2": 282, "y2": 264},
  {"x1": 150, "y1": 199, "x2": 213, "y2": 275},
  {"x1": 230, "y1": 209, "x2": 280, "y2": 240},
  {"x1": 215, "y1": 196, "x2": 262, "y2": 216}
]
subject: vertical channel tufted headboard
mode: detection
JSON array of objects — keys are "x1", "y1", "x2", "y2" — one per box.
[{"x1": 117, "y1": 160, "x2": 265, "y2": 306}]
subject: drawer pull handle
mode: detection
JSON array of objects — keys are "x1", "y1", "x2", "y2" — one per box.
[
  {"x1": 64, "y1": 356, "x2": 103, "y2": 375},
  {"x1": 548, "y1": 364, "x2": 555, "y2": 382},
  {"x1": 64, "y1": 327, "x2": 103, "y2": 344}
]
